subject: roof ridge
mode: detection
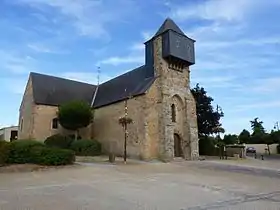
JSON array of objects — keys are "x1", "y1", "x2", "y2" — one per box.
[{"x1": 30, "y1": 72, "x2": 96, "y2": 87}]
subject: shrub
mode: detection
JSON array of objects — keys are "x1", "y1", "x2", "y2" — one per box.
[
  {"x1": 31, "y1": 147, "x2": 75, "y2": 166},
  {"x1": 44, "y1": 134, "x2": 74, "y2": 149},
  {"x1": 0, "y1": 141, "x2": 10, "y2": 166},
  {"x1": 58, "y1": 100, "x2": 93, "y2": 140},
  {"x1": 199, "y1": 137, "x2": 219, "y2": 156},
  {"x1": 68, "y1": 134, "x2": 82, "y2": 140},
  {"x1": 277, "y1": 144, "x2": 280, "y2": 154},
  {"x1": 7, "y1": 140, "x2": 75, "y2": 166},
  {"x1": 71, "y1": 139, "x2": 101, "y2": 156},
  {"x1": 8, "y1": 140, "x2": 45, "y2": 164}
]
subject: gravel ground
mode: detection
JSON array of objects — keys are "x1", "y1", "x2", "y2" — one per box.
[{"x1": 0, "y1": 161, "x2": 280, "y2": 210}]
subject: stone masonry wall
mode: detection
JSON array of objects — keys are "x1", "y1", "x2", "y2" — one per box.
[
  {"x1": 32, "y1": 105, "x2": 60, "y2": 140},
  {"x1": 93, "y1": 96, "x2": 146, "y2": 159},
  {"x1": 186, "y1": 91, "x2": 199, "y2": 159},
  {"x1": 142, "y1": 82, "x2": 161, "y2": 159},
  {"x1": 152, "y1": 36, "x2": 199, "y2": 160},
  {"x1": 18, "y1": 77, "x2": 35, "y2": 140},
  {"x1": 32, "y1": 105, "x2": 92, "y2": 141}
]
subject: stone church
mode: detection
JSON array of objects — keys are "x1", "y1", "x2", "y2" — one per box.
[{"x1": 18, "y1": 18, "x2": 199, "y2": 161}]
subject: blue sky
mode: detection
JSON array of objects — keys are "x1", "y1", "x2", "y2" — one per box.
[{"x1": 0, "y1": 0, "x2": 280, "y2": 135}]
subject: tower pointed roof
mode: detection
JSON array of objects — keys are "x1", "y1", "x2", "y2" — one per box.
[{"x1": 153, "y1": 18, "x2": 185, "y2": 37}]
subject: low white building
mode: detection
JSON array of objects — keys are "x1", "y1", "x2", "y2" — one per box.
[
  {"x1": 246, "y1": 144, "x2": 279, "y2": 154},
  {"x1": 0, "y1": 126, "x2": 18, "y2": 142}
]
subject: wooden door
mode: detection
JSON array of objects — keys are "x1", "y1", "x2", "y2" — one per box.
[{"x1": 174, "y1": 133, "x2": 182, "y2": 157}]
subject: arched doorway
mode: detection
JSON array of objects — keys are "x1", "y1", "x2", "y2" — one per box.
[{"x1": 174, "y1": 133, "x2": 183, "y2": 157}]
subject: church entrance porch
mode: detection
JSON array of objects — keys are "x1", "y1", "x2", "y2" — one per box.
[{"x1": 174, "y1": 133, "x2": 183, "y2": 157}]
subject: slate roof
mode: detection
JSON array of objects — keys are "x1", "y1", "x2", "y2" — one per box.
[
  {"x1": 30, "y1": 66, "x2": 155, "y2": 108},
  {"x1": 94, "y1": 65, "x2": 155, "y2": 108},
  {"x1": 30, "y1": 72, "x2": 96, "y2": 106},
  {"x1": 153, "y1": 18, "x2": 185, "y2": 37}
]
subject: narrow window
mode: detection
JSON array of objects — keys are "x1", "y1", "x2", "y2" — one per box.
[
  {"x1": 52, "y1": 118, "x2": 58, "y2": 129},
  {"x1": 171, "y1": 104, "x2": 176, "y2": 122}
]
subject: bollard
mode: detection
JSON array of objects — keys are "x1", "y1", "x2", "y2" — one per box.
[
  {"x1": 109, "y1": 153, "x2": 115, "y2": 163},
  {"x1": 261, "y1": 155, "x2": 264, "y2": 160},
  {"x1": 254, "y1": 153, "x2": 257, "y2": 159}
]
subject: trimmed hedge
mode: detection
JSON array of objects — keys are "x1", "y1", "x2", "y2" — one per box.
[
  {"x1": 44, "y1": 134, "x2": 74, "y2": 149},
  {"x1": 1, "y1": 138, "x2": 102, "y2": 166},
  {"x1": 31, "y1": 147, "x2": 75, "y2": 166},
  {"x1": 8, "y1": 140, "x2": 45, "y2": 164},
  {"x1": 5, "y1": 140, "x2": 75, "y2": 166},
  {"x1": 0, "y1": 141, "x2": 10, "y2": 166},
  {"x1": 71, "y1": 139, "x2": 101, "y2": 156}
]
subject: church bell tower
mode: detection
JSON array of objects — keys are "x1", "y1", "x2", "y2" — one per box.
[
  {"x1": 145, "y1": 18, "x2": 195, "y2": 76},
  {"x1": 144, "y1": 18, "x2": 199, "y2": 161}
]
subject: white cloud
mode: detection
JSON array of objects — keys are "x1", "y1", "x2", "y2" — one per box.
[
  {"x1": 89, "y1": 47, "x2": 108, "y2": 57},
  {"x1": 192, "y1": 76, "x2": 237, "y2": 88},
  {"x1": 98, "y1": 55, "x2": 144, "y2": 66},
  {"x1": 16, "y1": 0, "x2": 138, "y2": 38},
  {"x1": 246, "y1": 77, "x2": 280, "y2": 94},
  {"x1": 30, "y1": 13, "x2": 49, "y2": 23},
  {"x1": 28, "y1": 43, "x2": 68, "y2": 54},
  {"x1": 106, "y1": 31, "x2": 151, "y2": 66},
  {"x1": 130, "y1": 43, "x2": 145, "y2": 51},
  {"x1": 0, "y1": 76, "x2": 28, "y2": 94},
  {"x1": 0, "y1": 50, "x2": 36, "y2": 74},
  {"x1": 171, "y1": 0, "x2": 256, "y2": 22},
  {"x1": 196, "y1": 37, "x2": 280, "y2": 51},
  {"x1": 236, "y1": 100, "x2": 280, "y2": 111},
  {"x1": 129, "y1": 31, "x2": 154, "y2": 52},
  {"x1": 142, "y1": 31, "x2": 153, "y2": 40}
]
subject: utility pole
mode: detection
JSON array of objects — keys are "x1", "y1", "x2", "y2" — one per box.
[
  {"x1": 118, "y1": 88, "x2": 133, "y2": 164},
  {"x1": 124, "y1": 88, "x2": 128, "y2": 164}
]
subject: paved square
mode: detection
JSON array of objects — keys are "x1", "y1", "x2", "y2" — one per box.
[{"x1": 0, "y1": 161, "x2": 279, "y2": 209}]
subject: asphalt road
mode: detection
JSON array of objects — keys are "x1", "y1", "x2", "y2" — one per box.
[
  {"x1": 1, "y1": 161, "x2": 280, "y2": 210},
  {"x1": 247, "y1": 153, "x2": 280, "y2": 161},
  {"x1": 193, "y1": 160, "x2": 280, "y2": 179}
]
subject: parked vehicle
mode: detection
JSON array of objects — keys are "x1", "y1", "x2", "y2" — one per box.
[{"x1": 246, "y1": 147, "x2": 256, "y2": 153}]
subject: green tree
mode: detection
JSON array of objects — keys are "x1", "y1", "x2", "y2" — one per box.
[
  {"x1": 191, "y1": 84, "x2": 224, "y2": 138},
  {"x1": 269, "y1": 130, "x2": 280, "y2": 144},
  {"x1": 238, "y1": 129, "x2": 251, "y2": 144},
  {"x1": 58, "y1": 100, "x2": 93, "y2": 140},
  {"x1": 249, "y1": 118, "x2": 275, "y2": 154},
  {"x1": 223, "y1": 134, "x2": 238, "y2": 145},
  {"x1": 198, "y1": 136, "x2": 218, "y2": 156},
  {"x1": 249, "y1": 118, "x2": 266, "y2": 144},
  {"x1": 250, "y1": 117, "x2": 265, "y2": 135}
]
